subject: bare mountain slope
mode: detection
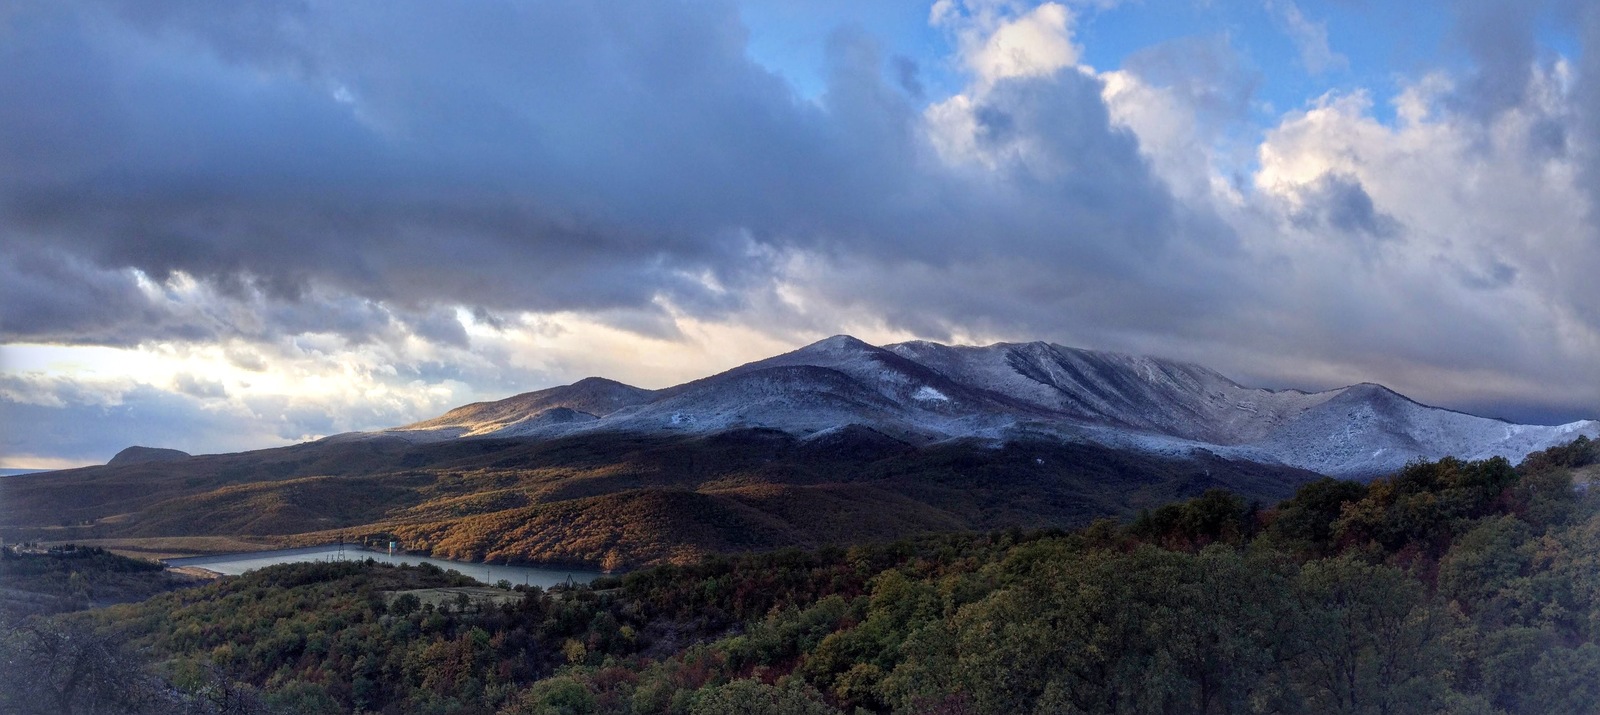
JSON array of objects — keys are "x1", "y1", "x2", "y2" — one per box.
[
  {"x1": 0, "y1": 430, "x2": 1321, "y2": 568},
  {"x1": 395, "y1": 377, "x2": 656, "y2": 439},
  {"x1": 107, "y1": 446, "x2": 192, "y2": 466}
]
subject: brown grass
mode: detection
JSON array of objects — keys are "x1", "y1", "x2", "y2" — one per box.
[
  {"x1": 41, "y1": 536, "x2": 284, "y2": 560},
  {"x1": 2, "y1": 430, "x2": 1320, "y2": 568}
]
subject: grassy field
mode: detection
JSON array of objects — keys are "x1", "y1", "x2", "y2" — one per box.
[{"x1": 36, "y1": 536, "x2": 285, "y2": 561}]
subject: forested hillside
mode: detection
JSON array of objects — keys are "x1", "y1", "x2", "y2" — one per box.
[
  {"x1": 0, "y1": 545, "x2": 207, "y2": 620},
  {"x1": 6, "y1": 437, "x2": 1600, "y2": 714}
]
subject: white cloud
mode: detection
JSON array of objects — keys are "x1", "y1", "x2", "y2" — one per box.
[
  {"x1": 933, "y1": 1, "x2": 1080, "y2": 85},
  {"x1": 1076, "y1": 31, "x2": 1600, "y2": 419},
  {"x1": 1244, "y1": 78, "x2": 1598, "y2": 411},
  {"x1": 922, "y1": 2, "x2": 1097, "y2": 173},
  {"x1": 1101, "y1": 69, "x2": 1241, "y2": 203},
  {"x1": 970, "y1": 3, "x2": 1078, "y2": 83}
]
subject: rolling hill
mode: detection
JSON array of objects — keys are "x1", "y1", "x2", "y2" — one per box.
[{"x1": 0, "y1": 427, "x2": 1316, "y2": 568}]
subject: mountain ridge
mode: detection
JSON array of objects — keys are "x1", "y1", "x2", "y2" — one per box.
[{"x1": 383, "y1": 335, "x2": 1598, "y2": 478}]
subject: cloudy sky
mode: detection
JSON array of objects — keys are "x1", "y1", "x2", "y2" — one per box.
[{"x1": 4, "y1": 0, "x2": 1600, "y2": 468}]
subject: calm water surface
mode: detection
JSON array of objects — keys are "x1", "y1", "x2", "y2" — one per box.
[{"x1": 165, "y1": 545, "x2": 602, "y2": 589}]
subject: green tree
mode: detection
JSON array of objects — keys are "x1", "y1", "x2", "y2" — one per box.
[
  {"x1": 1269, "y1": 477, "x2": 1368, "y2": 556},
  {"x1": 689, "y1": 677, "x2": 841, "y2": 715},
  {"x1": 1528, "y1": 643, "x2": 1600, "y2": 715},
  {"x1": 1291, "y1": 555, "x2": 1445, "y2": 714},
  {"x1": 500, "y1": 674, "x2": 597, "y2": 715}
]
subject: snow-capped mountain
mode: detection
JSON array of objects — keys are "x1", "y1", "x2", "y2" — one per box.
[{"x1": 384, "y1": 336, "x2": 1598, "y2": 478}]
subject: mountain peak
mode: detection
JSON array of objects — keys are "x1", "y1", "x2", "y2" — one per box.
[
  {"x1": 570, "y1": 376, "x2": 627, "y2": 388},
  {"x1": 108, "y1": 446, "x2": 191, "y2": 466},
  {"x1": 801, "y1": 334, "x2": 874, "y2": 352},
  {"x1": 391, "y1": 336, "x2": 1598, "y2": 477}
]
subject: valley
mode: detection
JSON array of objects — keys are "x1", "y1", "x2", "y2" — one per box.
[{"x1": 8, "y1": 439, "x2": 1600, "y2": 714}]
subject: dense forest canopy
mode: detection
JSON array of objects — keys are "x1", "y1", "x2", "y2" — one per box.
[{"x1": 4, "y1": 436, "x2": 1600, "y2": 714}]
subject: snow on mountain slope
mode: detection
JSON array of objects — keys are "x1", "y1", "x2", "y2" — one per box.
[
  {"x1": 1257, "y1": 383, "x2": 1599, "y2": 475},
  {"x1": 384, "y1": 336, "x2": 1598, "y2": 477},
  {"x1": 694, "y1": 335, "x2": 1008, "y2": 412},
  {"x1": 591, "y1": 365, "x2": 951, "y2": 440},
  {"x1": 884, "y1": 340, "x2": 1339, "y2": 444},
  {"x1": 594, "y1": 337, "x2": 1023, "y2": 441}
]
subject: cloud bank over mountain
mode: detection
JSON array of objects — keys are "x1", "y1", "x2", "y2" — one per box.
[{"x1": 3, "y1": 0, "x2": 1599, "y2": 465}]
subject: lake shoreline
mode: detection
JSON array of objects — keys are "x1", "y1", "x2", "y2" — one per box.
[{"x1": 164, "y1": 544, "x2": 604, "y2": 588}]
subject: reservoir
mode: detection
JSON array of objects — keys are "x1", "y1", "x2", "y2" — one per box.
[{"x1": 165, "y1": 545, "x2": 603, "y2": 589}]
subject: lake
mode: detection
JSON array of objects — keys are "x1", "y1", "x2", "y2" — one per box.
[{"x1": 164, "y1": 545, "x2": 604, "y2": 589}]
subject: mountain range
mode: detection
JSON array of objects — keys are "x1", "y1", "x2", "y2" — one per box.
[
  {"x1": 379, "y1": 335, "x2": 1598, "y2": 478},
  {"x1": 3, "y1": 336, "x2": 1593, "y2": 568}
]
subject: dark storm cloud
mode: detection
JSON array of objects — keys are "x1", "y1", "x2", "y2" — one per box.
[
  {"x1": 1446, "y1": 1, "x2": 1580, "y2": 164},
  {"x1": 1450, "y1": 0, "x2": 1543, "y2": 120},
  {"x1": 0, "y1": 249, "x2": 200, "y2": 346},
  {"x1": 1560, "y1": 5, "x2": 1600, "y2": 329},
  {"x1": 0, "y1": 244, "x2": 469, "y2": 349},
  {"x1": 173, "y1": 372, "x2": 226, "y2": 399},
  {"x1": 1, "y1": 1, "x2": 814, "y2": 329},
  {"x1": 406, "y1": 309, "x2": 469, "y2": 349},
  {"x1": 261, "y1": 293, "x2": 397, "y2": 344},
  {"x1": 0, "y1": 0, "x2": 1202, "y2": 348},
  {"x1": 960, "y1": 72, "x2": 1189, "y2": 263},
  {"x1": 1290, "y1": 173, "x2": 1400, "y2": 240}
]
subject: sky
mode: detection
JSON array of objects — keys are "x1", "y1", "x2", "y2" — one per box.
[{"x1": 4, "y1": 0, "x2": 1600, "y2": 468}]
